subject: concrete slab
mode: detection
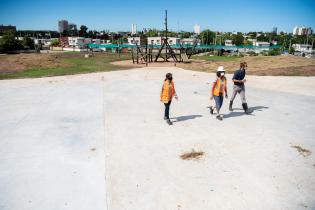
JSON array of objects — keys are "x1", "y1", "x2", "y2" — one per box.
[{"x1": 0, "y1": 67, "x2": 315, "y2": 210}]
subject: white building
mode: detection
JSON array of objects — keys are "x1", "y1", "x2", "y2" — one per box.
[
  {"x1": 292, "y1": 44, "x2": 312, "y2": 52},
  {"x1": 225, "y1": 40, "x2": 234, "y2": 46},
  {"x1": 253, "y1": 41, "x2": 270, "y2": 47},
  {"x1": 131, "y1": 24, "x2": 137, "y2": 35},
  {"x1": 194, "y1": 24, "x2": 201, "y2": 35},
  {"x1": 92, "y1": 39, "x2": 101, "y2": 44},
  {"x1": 34, "y1": 38, "x2": 57, "y2": 46},
  {"x1": 147, "y1": 37, "x2": 162, "y2": 45},
  {"x1": 127, "y1": 37, "x2": 140, "y2": 45},
  {"x1": 68, "y1": 37, "x2": 91, "y2": 49},
  {"x1": 180, "y1": 38, "x2": 200, "y2": 45},
  {"x1": 147, "y1": 37, "x2": 180, "y2": 45}
]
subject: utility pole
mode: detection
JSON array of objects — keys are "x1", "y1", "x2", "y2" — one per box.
[{"x1": 164, "y1": 9, "x2": 168, "y2": 60}]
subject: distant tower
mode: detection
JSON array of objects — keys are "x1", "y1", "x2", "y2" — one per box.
[
  {"x1": 194, "y1": 24, "x2": 201, "y2": 35},
  {"x1": 272, "y1": 27, "x2": 277, "y2": 34},
  {"x1": 58, "y1": 20, "x2": 69, "y2": 33},
  {"x1": 131, "y1": 24, "x2": 137, "y2": 35},
  {"x1": 293, "y1": 26, "x2": 299, "y2": 35}
]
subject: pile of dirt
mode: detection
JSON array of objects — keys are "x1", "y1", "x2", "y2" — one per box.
[{"x1": 180, "y1": 149, "x2": 204, "y2": 160}]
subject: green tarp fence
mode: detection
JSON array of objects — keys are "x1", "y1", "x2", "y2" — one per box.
[{"x1": 88, "y1": 43, "x2": 281, "y2": 50}]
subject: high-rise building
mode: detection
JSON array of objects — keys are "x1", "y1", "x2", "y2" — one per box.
[
  {"x1": 293, "y1": 26, "x2": 313, "y2": 35},
  {"x1": 194, "y1": 24, "x2": 201, "y2": 35},
  {"x1": 272, "y1": 27, "x2": 277, "y2": 34},
  {"x1": 131, "y1": 24, "x2": 137, "y2": 35},
  {"x1": 58, "y1": 20, "x2": 69, "y2": 33}
]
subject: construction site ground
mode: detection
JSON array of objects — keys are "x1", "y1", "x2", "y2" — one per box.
[{"x1": 0, "y1": 67, "x2": 314, "y2": 210}]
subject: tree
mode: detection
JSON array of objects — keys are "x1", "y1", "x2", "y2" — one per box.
[
  {"x1": 22, "y1": 36, "x2": 35, "y2": 49},
  {"x1": 0, "y1": 30, "x2": 23, "y2": 52},
  {"x1": 79, "y1": 25, "x2": 88, "y2": 37},
  {"x1": 243, "y1": 39, "x2": 253, "y2": 46},
  {"x1": 232, "y1": 33, "x2": 244, "y2": 46},
  {"x1": 146, "y1": 29, "x2": 159, "y2": 37},
  {"x1": 199, "y1": 30, "x2": 216, "y2": 45}
]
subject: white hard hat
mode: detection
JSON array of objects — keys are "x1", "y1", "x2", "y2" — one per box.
[{"x1": 217, "y1": 66, "x2": 225, "y2": 72}]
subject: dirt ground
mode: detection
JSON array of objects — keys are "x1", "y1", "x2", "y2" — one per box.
[
  {"x1": 112, "y1": 55, "x2": 315, "y2": 76},
  {"x1": 0, "y1": 53, "x2": 72, "y2": 73},
  {"x1": 1, "y1": 53, "x2": 315, "y2": 76}
]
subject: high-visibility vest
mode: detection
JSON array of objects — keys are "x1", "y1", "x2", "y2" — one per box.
[
  {"x1": 160, "y1": 80, "x2": 175, "y2": 103},
  {"x1": 213, "y1": 78, "x2": 227, "y2": 96}
]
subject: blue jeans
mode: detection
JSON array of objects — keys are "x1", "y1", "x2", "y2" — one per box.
[{"x1": 214, "y1": 95, "x2": 223, "y2": 112}]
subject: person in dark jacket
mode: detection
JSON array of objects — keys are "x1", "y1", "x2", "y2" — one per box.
[{"x1": 229, "y1": 62, "x2": 253, "y2": 114}]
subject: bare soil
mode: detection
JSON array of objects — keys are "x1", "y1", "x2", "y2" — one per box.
[
  {"x1": 112, "y1": 55, "x2": 315, "y2": 76},
  {"x1": 0, "y1": 53, "x2": 73, "y2": 73},
  {"x1": 180, "y1": 150, "x2": 204, "y2": 160}
]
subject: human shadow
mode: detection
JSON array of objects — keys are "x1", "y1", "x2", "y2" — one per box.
[
  {"x1": 224, "y1": 106, "x2": 269, "y2": 119},
  {"x1": 171, "y1": 115, "x2": 203, "y2": 122}
]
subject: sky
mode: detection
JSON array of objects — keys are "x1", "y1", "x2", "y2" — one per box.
[{"x1": 1, "y1": 0, "x2": 315, "y2": 33}]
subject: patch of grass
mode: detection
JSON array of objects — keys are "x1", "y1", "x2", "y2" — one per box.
[
  {"x1": 0, "y1": 52, "x2": 133, "y2": 79},
  {"x1": 192, "y1": 55, "x2": 240, "y2": 62}
]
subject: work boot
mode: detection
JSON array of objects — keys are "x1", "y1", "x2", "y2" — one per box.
[
  {"x1": 210, "y1": 106, "x2": 214, "y2": 115},
  {"x1": 242, "y1": 103, "x2": 253, "y2": 114},
  {"x1": 229, "y1": 101, "x2": 233, "y2": 111},
  {"x1": 166, "y1": 119, "x2": 173, "y2": 125},
  {"x1": 216, "y1": 115, "x2": 223, "y2": 121}
]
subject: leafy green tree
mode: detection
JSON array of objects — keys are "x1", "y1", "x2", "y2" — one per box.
[
  {"x1": 199, "y1": 30, "x2": 216, "y2": 45},
  {"x1": 22, "y1": 36, "x2": 35, "y2": 49},
  {"x1": 232, "y1": 33, "x2": 244, "y2": 46},
  {"x1": 79, "y1": 25, "x2": 88, "y2": 37},
  {"x1": 0, "y1": 30, "x2": 23, "y2": 51},
  {"x1": 243, "y1": 39, "x2": 253, "y2": 46},
  {"x1": 146, "y1": 29, "x2": 159, "y2": 37}
]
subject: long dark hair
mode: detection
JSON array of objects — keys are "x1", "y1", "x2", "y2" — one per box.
[{"x1": 165, "y1": 73, "x2": 173, "y2": 81}]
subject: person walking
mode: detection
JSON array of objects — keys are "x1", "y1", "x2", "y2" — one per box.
[
  {"x1": 160, "y1": 73, "x2": 178, "y2": 125},
  {"x1": 229, "y1": 62, "x2": 253, "y2": 114},
  {"x1": 210, "y1": 66, "x2": 228, "y2": 120}
]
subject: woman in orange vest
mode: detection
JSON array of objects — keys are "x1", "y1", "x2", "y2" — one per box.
[
  {"x1": 160, "y1": 73, "x2": 178, "y2": 125},
  {"x1": 210, "y1": 66, "x2": 228, "y2": 120}
]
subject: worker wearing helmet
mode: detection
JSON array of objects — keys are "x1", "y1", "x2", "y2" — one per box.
[
  {"x1": 210, "y1": 66, "x2": 228, "y2": 120},
  {"x1": 160, "y1": 73, "x2": 178, "y2": 125}
]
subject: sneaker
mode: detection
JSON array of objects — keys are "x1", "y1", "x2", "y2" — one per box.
[
  {"x1": 166, "y1": 119, "x2": 173, "y2": 125},
  {"x1": 210, "y1": 106, "x2": 214, "y2": 115}
]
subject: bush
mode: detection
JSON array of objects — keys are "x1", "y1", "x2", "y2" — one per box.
[
  {"x1": 247, "y1": 51, "x2": 257, "y2": 56},
  {"x1": 51, "y1": 39, "x2": 60, "y2": 47},
  {"x1": 268, "y1": 49, "x2": 281, "y2": 56}
]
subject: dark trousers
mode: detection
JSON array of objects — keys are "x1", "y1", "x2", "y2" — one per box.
[{"x1": 164, "y1": 100, "x2": 172, "y2": 119}]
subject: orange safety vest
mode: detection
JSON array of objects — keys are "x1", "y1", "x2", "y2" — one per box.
[
  {"x1": 160, "y1": 80, "x2": 175, "y2": 103},
  {"x1": 212, "y1": 77, "x2": 227, "y2": 96}
]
